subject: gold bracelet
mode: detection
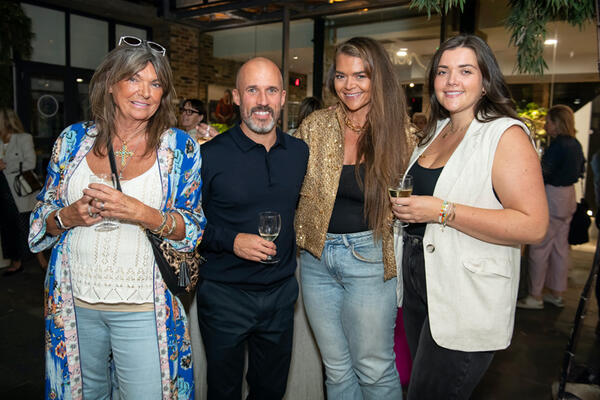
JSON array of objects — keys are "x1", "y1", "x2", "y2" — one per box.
[
  {"x1": 163, "y1": 212, "x2": 177, "y2": 237},
  {"x1": 150, "y1": 211, "x2": 168, "y2": 234}
]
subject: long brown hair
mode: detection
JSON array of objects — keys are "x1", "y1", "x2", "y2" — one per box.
[
  {"x1": 326, "y1": 37, "x2": 410, "y2": 239},
  {"x1": 422, "y1": 34, "x2": 523, "y2": 145},
  {"x1": 0, "y1": 108, "x2": 26, "y2": 142},
  {"x1": 89, "y1": 42, "x2": 177, "y2": 156},
  {"x1": 547, "y1": 105, "x2": 576, "y2": 137}
]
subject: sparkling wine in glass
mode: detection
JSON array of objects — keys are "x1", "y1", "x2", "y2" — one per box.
[
  {"x1": 389, "y1": 175, "x2": 413, "y2": 228},
  {"x1": 89, "y1": 173, "x2": 119, "y2": 232},
  {"x1": 258, "y1": 211, "x2": 281, "y2": 264}
]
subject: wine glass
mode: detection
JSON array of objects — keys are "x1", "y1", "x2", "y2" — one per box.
[
  {"x1": 89, "y1": 173, "x2": 119, "y2": 232},
  {"x1": 258, "y1": 211, "x2": 281, "y2": 264},
  {"x1": 388, "y1": 175, "x2": 413, "y2": 228}
]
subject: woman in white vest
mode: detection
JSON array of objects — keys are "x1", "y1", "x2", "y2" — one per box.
[{"x1": 390, "y1": 35, "x2": 548, "y2": 398}]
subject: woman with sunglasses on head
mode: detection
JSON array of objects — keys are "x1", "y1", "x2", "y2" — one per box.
[
  {"x1": 179, "y1": 98, "x2": 219, "y2": 142},
  {"x1": 29, "y1": 36, "x2": 205, "y2": 399},
  {"x1": 390, "y1": 34, "x2": 548, "y2": 398}
]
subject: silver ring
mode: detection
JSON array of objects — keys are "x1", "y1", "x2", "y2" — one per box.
[
  {"x1": 98, "y1": 201, "x2": 104, "y2": 211},
  {"x1": 87, "y1": 204, "x2": 94, "y2": 217}
]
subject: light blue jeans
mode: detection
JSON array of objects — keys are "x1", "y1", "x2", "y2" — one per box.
[
  {"x1": 300, "y1": 231, "x2": 402, "y2": 400},
  {"x1": 75, "y1": 306, "x2": 162, "y2": 399}
]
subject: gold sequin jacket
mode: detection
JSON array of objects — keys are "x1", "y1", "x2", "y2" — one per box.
[{"x1": 294, "y1": 108, "x2": 411, "y2": 281}]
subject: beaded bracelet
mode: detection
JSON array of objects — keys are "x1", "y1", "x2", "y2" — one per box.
[
  {"x1": 150, "y1": 211, "x2": 168, "y2": 234},
  {"x1": 438, "y1": 200, "x2": 449, "y2": 224},
  {"x1": 440, "y1": 201, "x2": 456, "y2": 230}
]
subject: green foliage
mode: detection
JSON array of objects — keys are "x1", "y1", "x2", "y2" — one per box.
[
  {"x1": 518, "y1": 102, "x2": 548, "y2": 146},
  {"x1": 410, "y1": 0, "x2": 466, "y2": 16},
  {"x1": 0, "y1": 1, "x2": 33, "y2": 108},
  {"x1": 411, "y1": 0, "x2": 595, "y2": 76},
  {"x1": 1, "y1": 1, "x2": 33, "y2": 63},
  {"x1": 506, "y1": 0, "x2": 595, "y2": 75}
]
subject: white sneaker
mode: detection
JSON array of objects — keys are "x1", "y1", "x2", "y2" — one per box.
[
  {"x1": 517, "y1": 295, "x2": 544, "y2": 309},
  {"x1": 543, "y1": 294, "x2": 565, "y2": 308}
]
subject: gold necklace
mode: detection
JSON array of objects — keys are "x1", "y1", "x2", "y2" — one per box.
[{"x1": 338, "y1": 107, "x2": 366, "y2": 133}]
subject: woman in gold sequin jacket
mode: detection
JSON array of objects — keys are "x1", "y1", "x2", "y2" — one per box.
[{"x1": 294, "y1": 37, "x2": 412, "y2": 399}]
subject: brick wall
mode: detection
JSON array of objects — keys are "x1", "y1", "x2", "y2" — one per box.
[{"x1": 157, "y1": 22, "x2": 307, "y2": 110}]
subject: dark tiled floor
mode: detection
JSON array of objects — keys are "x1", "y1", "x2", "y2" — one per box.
[{"x1": 1, "y1": 245, "x2": 598, "y2": 399}]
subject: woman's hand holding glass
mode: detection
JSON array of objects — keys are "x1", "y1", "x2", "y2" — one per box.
[
  {"x1": 83, "y1": 178, "x2": 146, "y2": 227},
  {"x1": 390, "y1": 195, "x2": 446, "y2": 226}
]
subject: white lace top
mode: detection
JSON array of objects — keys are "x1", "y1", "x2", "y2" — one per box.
[{"x1": 67, "y1": 157, "x2": 162, "y2": 304}]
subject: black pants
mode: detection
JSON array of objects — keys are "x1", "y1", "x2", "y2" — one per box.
[
  {"x1": 196, "y1": 276, "x2": 299, "y2": 400},
  {"x1": 402, "y1": 233, "x2": 495, "y2": 400},
  {"x1": 0, "y1": 173, "x2": 30, "y2": 262}
]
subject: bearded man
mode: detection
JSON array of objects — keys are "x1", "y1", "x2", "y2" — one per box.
[{"x1": 196, "y1": 57, "x2": 309, "y2": 400}]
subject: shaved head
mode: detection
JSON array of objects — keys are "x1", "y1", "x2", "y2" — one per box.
[{"x1": 233, "y1": 57, "x2": 286, "y2": 137}]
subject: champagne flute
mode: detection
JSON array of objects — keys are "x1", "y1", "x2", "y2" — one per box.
[
  {"x1": 89, "y1": 173, "x2": 119, "y2": 232},
  {"x1": 388, "y1": 175, "x2": 413, "y2": 228},
  {"x1": 258, "y1": 211, "x2": 281, "y2": 264}
]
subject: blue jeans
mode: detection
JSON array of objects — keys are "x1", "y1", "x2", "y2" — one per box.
[
  {"x1": 75, "y1": 306, "x2": 162, "y2": 399},
  {"x1": 300, "y1": 231, "x2": 402, "y2": 400}
]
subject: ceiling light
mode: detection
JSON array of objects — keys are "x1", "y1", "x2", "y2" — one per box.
[
  {"x1": 396, "y1": 49, "x2": 407, "y2": 57},
  {"x1": 544, "y1": 39, "x2": 557, "y2": 46},
  {"x1": 76, "y1": 78, "x2": 83, "y2": 83},
  {"x1": 293, "y1": 56, "x2": 298, "y2": 60},
  {"x1": 409, "y1": 82, "x2": 415, "y2": 88}
]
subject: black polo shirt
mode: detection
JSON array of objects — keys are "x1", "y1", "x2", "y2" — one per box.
[{"x1": 198, "y1": 124, "x2": 309, "y2": 288}]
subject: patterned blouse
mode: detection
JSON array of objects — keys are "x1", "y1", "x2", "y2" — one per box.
[{"x1": 29, "y1": 122, "x2": 205, "y2": 400}]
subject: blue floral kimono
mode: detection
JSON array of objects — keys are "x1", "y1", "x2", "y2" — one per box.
[{"x1": 29, "y1": 122, "x2": 205, "y2": 400}]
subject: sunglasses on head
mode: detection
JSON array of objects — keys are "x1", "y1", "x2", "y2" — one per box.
[
  {"x1": 118, "y1": 35, "x2": 166, "y2": 56},
  {"x1": 180, "y1": 108, "x2": 200, "y2": 116}
]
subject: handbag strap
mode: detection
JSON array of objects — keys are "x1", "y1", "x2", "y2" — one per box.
[{"x1": 107, "y1": 144, "x2": 122, "y2": 192}]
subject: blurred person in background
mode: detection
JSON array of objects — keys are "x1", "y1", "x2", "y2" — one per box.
[
  {"x1": 0, "y1": 108, "x2": 47, "y2": 275},
  {"x1": 411, "y1": 112, "x2": 427, "y2": 133},
  {"x1": 288, "y1": 96, "x2": 323, "y2": 135},
  {"x1": 518, "y1": 104, "x2": 585, "y2": 310},
  {"x1": 214, "y1": 89, "x2": 236, "y2": 125},
  {"x1": 180, "y1": 98, "x2": 219, "y2": 141}
]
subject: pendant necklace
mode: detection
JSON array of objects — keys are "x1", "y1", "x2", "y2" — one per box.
[
  {"x1": 420, "y1": 118, "x2": 473, "y2": 159},
  {"x1": 113, "y1": 133, "x2": 139, "y2": 178}
]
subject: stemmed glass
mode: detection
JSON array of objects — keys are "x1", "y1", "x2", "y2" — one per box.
[
  {"x1": 89, "y1": 173, "x2": 119, "y2": 232},
  {"x1": 388, "y1": 175, "x2": 413, "y2": 228},
  {"x1": 258, "y1": 211, "x2": 281, "y2": 264}
]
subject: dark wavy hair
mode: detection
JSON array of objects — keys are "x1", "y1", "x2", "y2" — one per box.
[
  {"x1": 326, "y1": 37, "x2": 410, "y2": 239},
  {"x1": 421, "y1": 34, "x2": 523, "y2": 145},
  {"x1": 89, "y1": 42, "x2": 177, "y2": 156}
]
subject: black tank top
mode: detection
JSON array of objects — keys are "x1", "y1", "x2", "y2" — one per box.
[
  {"x1": 327, "y1": 164, "x2": 369, "y2": 233},
  {"x1": 405, "y1": 162, "x2": 443, "y2": 237}
]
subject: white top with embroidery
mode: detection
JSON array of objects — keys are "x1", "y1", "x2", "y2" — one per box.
[{"x1": 67, "y1": 157, "x2": 162, "y2": 304}]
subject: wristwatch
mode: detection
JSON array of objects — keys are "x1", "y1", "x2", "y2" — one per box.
[{"x1": 54, "y1": 208, "x2": 68, "y2": 230}]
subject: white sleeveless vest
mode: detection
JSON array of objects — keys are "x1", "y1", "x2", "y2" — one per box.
[{"x1": 403, "y1": 116, "x2": 530, "y2": 352}]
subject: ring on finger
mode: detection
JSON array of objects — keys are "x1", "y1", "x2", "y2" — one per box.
[
  {"x1": 97, "y1": 200, "x2": 104, "y2": 210},
  {"x1": 87, "y1": 204, "x2": 94, "y2": 217}
]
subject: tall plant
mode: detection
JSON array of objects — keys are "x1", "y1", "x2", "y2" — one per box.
[
  {"x1": 411, "y1": 0, "x2": 596, "y2": 75},
  {"x1": 0, "y1": 1, "x2": 33, "y2": 108}
]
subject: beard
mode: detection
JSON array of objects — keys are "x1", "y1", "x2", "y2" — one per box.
[{"x1": 242, "y1": 105, "x2": 279, "y2": 134}]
